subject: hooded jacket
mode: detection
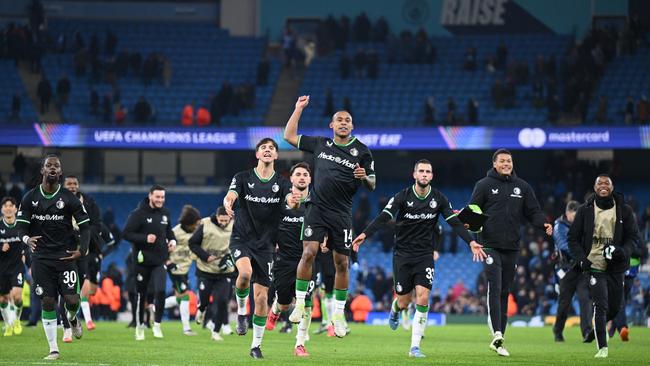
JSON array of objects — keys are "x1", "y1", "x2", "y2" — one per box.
[
  {"x1": 469, "y1": 169, "x2": 547, "y2": 250},
  {"x1": 122, "y1": 197, "x2": 175, "y2": 266},
  {"x1": 568, "y1": 192, "x2": 640, "y2": 274}
]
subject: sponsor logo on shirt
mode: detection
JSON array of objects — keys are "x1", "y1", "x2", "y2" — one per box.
[
  {"x1": 243, "y1": 195, "x2": 281, "y2": 204},
  {"x1": 326, "y1": 141, "x2": 333, "y2": 147},
  {"x1": 248, "y1": 183, "x2": 255, "y2": 189},
  {"x1": 146, "y1": 218, "x2": 153, "y2": 223},
  {"x1": 282, "y1": 216, "x2": 304, "y2": 223},
  {"x1": 31, "y1": 214, "x2": 65, "y2": 221},
  {"x1": 407, "y1": 201, "x2": 414, "y2": 207},
  {"x1": 316, "y1": 152, "x2": 356, "y2": 169},
  {"x1": 403, "y1": 213, "x2": 436, "y2": 220},
  {"x1": 32, "y1": 201, "x2": 39, "y2": 207},
  {"x1": 491, "y1": 189, "x2": 499, "y2": 195},
  {"x1": 0, "y1": 236, "x2": 21, "y2": 244}
]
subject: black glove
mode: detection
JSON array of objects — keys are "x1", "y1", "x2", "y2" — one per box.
[
  {"x1": 579, "y1": 259, "x2": 592, "y2": 272},
  {"x1": 603, "y1": 245, "x2": 626, "y2": 262}
]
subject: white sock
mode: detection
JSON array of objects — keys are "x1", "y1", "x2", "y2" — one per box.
[
  {"x1": 80, "y1": 300, "x2": 92, "y2": 323},
  {"x1": 180, "y1": 300, "x2": 190, "y2": 331},
  {"x1": 0, "y1": 304, "x2": 12, "y2": 327},
  {"x1": 334, "y1": 299, "x2": 346, "y2": 316},
  {"x1": 42, "y1": 318, "x2": 59, "y2": 353},
  {"x1": 295, "y1": 291, "x2": 306, "y2": 306},
  {"x1": 296, "y1": 307, "x2": 312, "y2": 347},
  {"x1": 251, "y1": 323, "x2": 265, "y2": 348},
  {"x1": 411, "y1": 308, "x2": 428, "y2": 348},
  {"x1": 271, "y1": 299, "x2": 281, "y2": 315},
  {"x1": 164, "y1": 296, "x2": 178, "y2": 309},
  {"x1": 327, "y1": 297, "x2": 335, "y2": 324},
  {"x1": 236, "y1": 295, "x2": 248, "y2": 316}
]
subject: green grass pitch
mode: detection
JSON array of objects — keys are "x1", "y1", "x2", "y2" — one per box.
[{"x1": 1, "y1": 322, "x2": 648, "y2": 365}]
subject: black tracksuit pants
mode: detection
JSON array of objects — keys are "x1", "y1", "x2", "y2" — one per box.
[
  {"x1": 553, "y1": 267, "x2": 593, "y2": 338},
  {"x1": 484, "y1": 248, "x2": 518, "y2": 335},
  {"x1": 589, "y1": 271, "x2": 624, "y2": 349}
]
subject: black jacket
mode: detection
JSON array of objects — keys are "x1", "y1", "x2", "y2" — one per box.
[
  {"x1": 79, "y1": 192, "x2": 105, "y2": 255},
  {"x1": 122, "y1": 197, "x2": 175, "y2": 266},
  {"x1": 469, "y1": 169, "x2": 546, "y2": 250},
  {"x1": 568, "y1": 192, "x2": 640, "y2": 274}
]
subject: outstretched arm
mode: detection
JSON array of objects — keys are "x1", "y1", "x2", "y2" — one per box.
[{"x1": 284, "y1": 95, "x2": 310, "y2": 147}]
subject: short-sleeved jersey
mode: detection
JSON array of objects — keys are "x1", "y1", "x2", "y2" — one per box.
[
  {"x1": 382, "y1": 185, "x2": 456, "y2": 257},
  {"x1": 16, "y1": 184, "x2": 89, "y2": 260},
  {"x1": 228, "y1": 169, "x2": 291, "y2": 249},
  {"x1": 0, "y1": 218, "x2": 23, "y2": 273},
  {"x1": 298, "y1": 135, "x2": 374, "y2": 215},
  {"x1": 276, "y1": 200, "x2": 306, "y2": 261}
]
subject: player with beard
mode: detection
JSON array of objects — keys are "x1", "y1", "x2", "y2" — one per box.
[
  {"x1": 284, "y1": 96, "x2": 376, "y2": 339},
  {"x1": 352, "y1": 159, "x2": 486, "y2": 358},
  {"x1": 16, "y1": 154, "x2": 90, "y2": 360}
]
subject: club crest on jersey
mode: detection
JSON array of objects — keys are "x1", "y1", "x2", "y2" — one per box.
[
  {"x1": 513, "y1": 187, "x2": 521, "y2": 195},
  {"x1": 429, "y1": 199, "x2": 437, "y2": 209},
  {"x1": 56, "y1": 199, "x2": 65, "y2": 209},
  {"x1": 137, "y1": 274, "x2": 143, "y2": 282},
  {"x1": 350, "y1": 148, "x2": 358, "y2": 157},
  {"x1": 162, "y1": 215, "x2": 168, "y2": 224},
  {"x1": 180, "y1": 283, "x2": 187, "y2": 291},
  {"x1": 395, "y1": 282, "x2": 403, "y2": 293},
  {"x1": 35, "y1": 285, "x2": 43, "y2": 296},
  {"x1": 199, "y1": 282, "x2": 205, "y2": 290},
  {"x1": 486, "y1": 256, "x2": 494, "y2": 265},
  {"x1": 590, "y1": 276, "x2": 597, "y2": 286},
  {"x1": 304, "y1": 226, "x2": 313, "y2": 238},
  {"x1": 248, "y1": 183, "x2": 255, "y2": 189},
  {"x1": 272, "y1": 183, "x2": 279, "y2": 193},
  {"x1": 491, "y1": 189, "x2": 499, "y2": 195},
  {"x1": 233, "y1": 249, "x2": 241, "y2": 258}
]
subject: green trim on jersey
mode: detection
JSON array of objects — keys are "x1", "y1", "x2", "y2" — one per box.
[
  {"x1": 411, "y1": 185, "x2": 431, "y2": 200},
  {"x1": 16, "y1": 219, "x2": 30, "y2": 224},
  {"x1": 444, "y1": 213, "x2": 458, "y2": 221},
  {"x1": 253, "y1": 168, "x2": 275, "y2": 183},
  {"x1": 2, "y1": 218, "x2": 16, "y2": 228},
  {"x1": 76, "y1": 218, "x2": 90, "y2": 226},
  {"x1": 333, "y1": 136, "x2": 357, "y2": 147},
  {"x1": 382, "y1": 209, "x2": 394, "y2": 219},
  {"x1": 39, "y1": 184, "x2": 61, "y2": 200},
  {"x1": 227, "y1": 189, "x2": 239, "y2": 197},
  {"x1": 297, "y1": 135, "x2": 302, "y2": 149}
]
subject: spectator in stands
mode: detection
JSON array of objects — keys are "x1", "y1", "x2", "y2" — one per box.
[
  {"x1": 548, "y1": 94, "x2": 560, "y2": 123},
  {"x1": 354, "y1": 48, "x2": 366, "y2": 78},
  {"x1": 162, "y1": 57, "x2": 172, "y2": 88},
  {"x1": 486, "y1": 55, "x2": 497, "y2": 73},
  {"x1": 467, "y1": 98, "x2": 479, "y2": 124},
  {"x1": 424, "y1": 96, "x2": 436, "y2": 125},
  {"x1": 102, "y1": 94, "x2": 111, "y2": 123},
  {"x1": 90, "y1": 55, "x2": 102, "y2": 83},
  {"x1": 181, "y1": 104, "x2": 194, "y2": 126},
  {"x1": 142, "y1": 54, "x2": 158, "y2": 86},
  {"x1": 8, "y1": 184, "x2": 22, "y2": 203},
  {"x1": 353, "y1": 12, "x2": 371, "y2": 42},
  {"x1": 463, "y1": 47, "x2": 477, "y2": 71},
  {"x1": 217, "y1": 81, "x2": 233, "y2": 118},
  {"x1": 367, "y1": 49, "x2": 379, "y2": 79},
  {"x1": 282, "y1": 27, "x2": 297, "y2": 68},
  {"x1": 497, "y1": 41, "x2": 507, "y2": 69},
  {"x1": 371, "y1": 270, "x2": 391, "y2": 309},
  {"x1": 339, "y1": 53, "x2": 351, "y2": 79},
  {"x1": 414, "y1": 29, "x2": 429, "y2": 63},
  {"x1": 256, "y1": 58, "x2": 270, "y2": 86},
  {"x1": 56, "y1": 74, "x2": 71, "y2": 110},
  {"x1": 534, "y1": 55, "x2": 546, "y2": 78},
  {"x1": 624, "y1": 96, "x2": 635, "y2": 124},
  {"x1": 503, "y1": 78, "x2": 516, "y2": 108},
  {"x1": 240, "y1": 83, "x2": 256, "y2": 110},
  {"x1": 209, "y1": 94, "x2": 220, "y2": 127},
  {"x1": 386, "y1": 34, "x2": 399, "y2": 63},
  {"x1": 343, "y1": 96, "x2": 353, "y2": 115},
  {"x1": 12, "y1": 153, "x2": 26, "y2": 181},
  {"x1": 196, "y1": 106, "x2": 211, "y2": 127},
  {"x1": 89, "y1": 32, "x2": 100, "y2": 60},
  {"x1": 10, "y1": 92, "x2": 20, "y2": 121},
  {"x1": 116, "y1": 48, "x2": 129, "y2": 77},
  {"x1": 491, "y1": 79, "x2": 504, "y2": 108},
  {"x1": 323, "y1": 88, "x2": 334, "y2": 117},
  {"x1": 105, "y1": 30, "x2": 117, "y2": 56},
  {"x1": 596, "y1": 96, "x2": 608, "y2": 124},
  {"x1": 114, "y1": 104, "x2": 127, "y2": 124},
  {"x1": 373, "y1": 16, "x2": 389, "y2": 42},
  {"x1": 637, "y1": 95, "x2": 649, "y2": 123},
  {"x1": 130, "y1": 51, "x2": 142, "y2": 76},
  {"x1": 446, "y1": 97, "x2": 457, "y2": 124},
  {"x1": 134, "y1": 96, "x2": 152, "y2": 123},
  {"x1": 36, "y1": 76, "x2": 51, "y2": 114},
  {"x1": 74, "y1": 47, "x2": 87, "y2": 76},
  {"x1": 90, "y1": 89, "x2": 99, "y2": 116},
  {"x1": 104, "y1": 57, "x2": 117, "y2": 86}
]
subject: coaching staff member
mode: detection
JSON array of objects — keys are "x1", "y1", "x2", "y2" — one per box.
[
  {"x1": 468, "y1": 148, "x2": 552, "y2": 357},
  {"x1": 568, "y1": 174, "x2": 639, "y2": 359}
]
